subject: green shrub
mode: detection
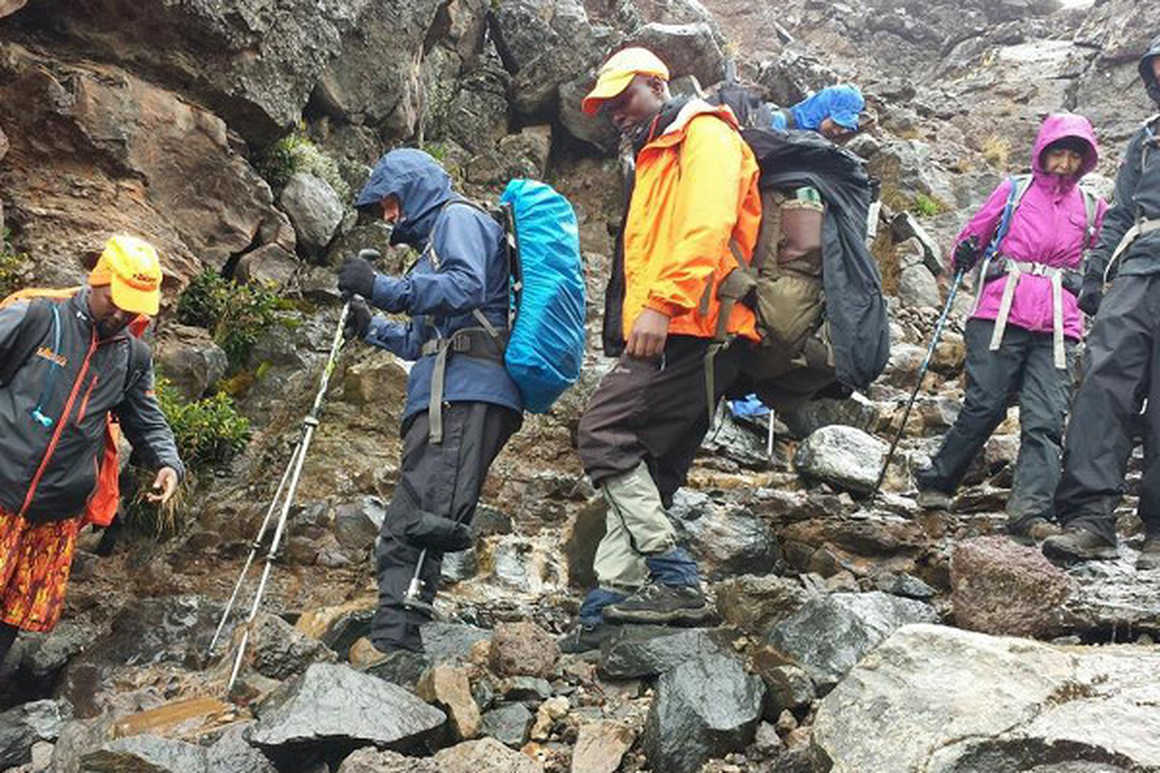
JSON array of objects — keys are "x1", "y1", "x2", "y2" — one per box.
[
  {"x1": 156, "y1": 374, "x2": 251, "y2": 468},
  {"x1": 0, "y1": 229, "x2": 31, "y2": 298},
  {"x1": 177, "y1": 270, "x2": 286, "y2": 370},
  {"x1": 257, "y1": 129, "x2": 350, "y2": 201}
]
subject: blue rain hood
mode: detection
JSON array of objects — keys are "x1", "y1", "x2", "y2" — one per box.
[
  {"x1": 786, "y1": 84, "x2": 865, "y2": 132},
  {"x1": 355, "y1": 149, "x2": 454, "y2": 248}
]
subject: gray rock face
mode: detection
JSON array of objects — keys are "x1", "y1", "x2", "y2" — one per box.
[
  {"x1": 793, "y1": 426, "x2": 889, "y2": 495},
  {"x1": 764, "y1": 591, "x2": 939, "y2": 693},
  {"x1": 235, "y1": 245, "x2": 300, "y2": 291},
  {"x1": 814, "y1": 624, "x2": 1160, "y2": 772},
  {"x1": 951, "y1": 536, "x2": 1073, "y2": 638},
  {"x1": 558, "y1": 77, "x2": 620, "y2": 151},
  {"x1": 246, "y1": 613, "x2": 337, "y2": 681},
  {"x1": 333, "y1": 496, "x2": 386, "y2": 552},
  {"x1": 713, "y1": 574, "x2": 809, "y2": 637},
  {"x1": 80, "y1": 735, "x2": 206, "y2": 772},
  {"x1": 250, "y1": 663, "x2": 445, "y2": 751},
  {"x1": 445, "y1": 60, "x2": 512, "y2": 155},
  {"x1": 626, "y1": 22, "x2": 725, "y2": 89},
  {"x1": 642, "y1": 653, "x2": 766, "y2": 773},
  {"x1": 1061, "y1": 550, "x2": 1160, "y2": 633},
  {"x1": 599, "y1": 626, "x2": 734, "y2": 679},
  {"x1": 479, "y1": 702, "x2": 534, "y2": 748},
  {"x1": 420, "y1": 622, "x2": 492, "y2": 663},
  {"x1": 279, "y1": 173, "x2": 344, "y2": 258},
  {"x1": 22, "y1": 0, "x2": 412, "y2": 143},
  {"x1": 667, "y1": 490, "x2": 780, "y2": 580},
  {"x1": 204, "y1": 724, "x2": 277, "y2": 773},
  {"x1": 154, "y1": 324, "x2": 229, "y2": 400},
  {"x1": 898, "y1": 264, "x2": 940, "y2": 310},
  {"x1": 0, "y1": 700, "x2": 71, "y2": 769}
]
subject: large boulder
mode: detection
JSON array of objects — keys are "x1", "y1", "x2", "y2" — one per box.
[
  {"x1": 0, "y1": 44, "x2": 290, "y2": 285},
  {"x1": 951, "y1": 536, "x2": 1073, "y2": 638},
  {"x1": 153, "y1": 324, "x2": 229, "y2": 400},
  {"x1": 249, "y1": 663, "x2": 445, "y2": 753},
  {"x1": 642, "y1": 653, "x2": 766, "y2": 773},
  {"x1": 625, "y1": 22, "x2": 725, "y2": 89},
  {"x1": 713, "y1": 574, "x2": 810, "y2": 637},
  {"x1": 488, "y1": 621, "x2": 559, "y2": 678},
  {"x1": 279, "y1": 173, "x2": 344, "y2": 259},
  {"x1": 762, "y1": 591, "x2": 938, "y2": 694},
  {"x1": 793, "y1": 426, "x2": 889, "y2": 495},
  {"x1": 813, "y1": 624, "x2": 1160, "y2": 771},
  {"x1": 599, "y1": 626, "x2": 735, "y2": 679},
  {"x1": 667, "y1": 490, "x2": 780, "y2": 580}
]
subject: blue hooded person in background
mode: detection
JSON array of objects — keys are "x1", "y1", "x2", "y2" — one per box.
[
  {"x1": 338, "y1": 148, "x2": 523, "y2": 656},
  {"x1": 770, "y1": 84, "x2": 865, "y2": 141}
]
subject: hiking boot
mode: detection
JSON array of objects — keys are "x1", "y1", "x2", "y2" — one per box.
[
  {"x1": 1006, "y1": 516, "x2": 1061, "y2": 545},
  {"x1": 916, "y1": 488, "x2": 953, "y2": 510},
  {"x1": 558, "y1": 621, "x2": 620, "y2": 654},
  {"x1": 1042, "y1": 528, "x2": 1118, "y2": 563},
  {"x1": 1136, "y1": 536, "x2": 1160, "y2": 571},
  {"x1": 602, "y1": 583, "x2": 711, "y2": 624},
  {"x1": 349, "y1": 636, "x2": 423, "y2": 670}
]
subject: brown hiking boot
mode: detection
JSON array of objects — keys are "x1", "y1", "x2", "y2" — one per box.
[
  {"x1": 1136, "y1": 537, "x2": 1160, "y2": 571},
  {"x1": 1007, "y1": 516, "x2": 1061, "y2": 544},
  {"x1": 1042, "y1": 528, "x2": 1118, "y2": 563}
]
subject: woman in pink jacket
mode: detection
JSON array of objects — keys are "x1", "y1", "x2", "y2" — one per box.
[{"x1": 915, "y1": 113, "x2": 1107, "y2": 540}]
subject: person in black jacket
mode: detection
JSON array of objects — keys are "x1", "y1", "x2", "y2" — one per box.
[
  {"x1": 1044, "y1": 35, "x2": 1160, "y2": 568},
  {"x1": 0, "y1": 235, "x2": 183, "y2": 664}
]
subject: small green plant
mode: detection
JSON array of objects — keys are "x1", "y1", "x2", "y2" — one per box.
[
  {"x1": 420, "y1": 141, "x2": 448, "y2": 162},
  {"x1": 911, "y1": 192, "x2": 948, "y2": 217},
  {"x1": 177, "y1": 270, "x2": 286, "y2": 371},
  {"x1": 0, "y1": 229, "x2": 31, "y2": 298},
  {"x1": 257, "y1": 128, "x2": 350, "y2": 200},
  {"x1": 124, "y1": 376, "x2": 250, "y2": 536}
]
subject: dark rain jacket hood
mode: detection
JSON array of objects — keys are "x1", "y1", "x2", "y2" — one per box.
[
  {"x1": 1139, "y1": 34, "x2": 1160, "y2": 106},
  {"x1": 355, "y1": 149, "x2": 454, "y2": 248}
]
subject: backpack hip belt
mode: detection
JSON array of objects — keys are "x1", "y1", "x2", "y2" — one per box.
[
  {"x1": 419, "y1": 309, "x2": 506, "y2": 444},
  {"x1": 987, "y1": 259, "x2": 1069, "y2": 369},
  {"x1": 1102, "y1": 217, "x2": 1160, "y2": 285}
]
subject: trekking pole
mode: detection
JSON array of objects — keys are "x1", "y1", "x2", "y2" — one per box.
[
  {"x1": 872, "y1": 268, "x2": 965, "y2": 496},
  {"x1": 223, "y1": 299, "x2": 352, "y2": 694},
  {"x1": 401, "y1": 547, "x2": 438, "y2": 619}
]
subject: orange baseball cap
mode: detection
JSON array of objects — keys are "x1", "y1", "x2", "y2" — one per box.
[
  {"x1": 581, "y1": 47, "x2": 670, "y2": 116},
  {"x1": 88, "y1": 234, "x2": 163, "y2": 316}
]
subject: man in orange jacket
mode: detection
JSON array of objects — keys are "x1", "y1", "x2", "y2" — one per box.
[{"x1": 562, "y1": 47, "x2": 762, "y2": 651}]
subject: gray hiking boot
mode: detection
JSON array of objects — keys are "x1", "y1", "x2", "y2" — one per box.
[
  {"x1": 602, "y1": 583, "x2": 711, "y2": 624},
  {"x1": 1042, "y1": 528, "x2": 1118, "y2": 563},
  {"x1": 916, "y1": 488, "x2": 953, "y2": 510},
  {"x1": 558, "y1": 621, "x2": 621, "y2": 654},
  {"x1": 1136, "y1": 536, "x2": 1160, "y2": 571},
  {"x1": 1007, "y1": 516, "x2": 1061, "y2": 544}
]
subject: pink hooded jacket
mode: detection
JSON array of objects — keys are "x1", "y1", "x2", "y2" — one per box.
[{"x1": 954, "y1": 113, "x2": 1108, "y2": 341}]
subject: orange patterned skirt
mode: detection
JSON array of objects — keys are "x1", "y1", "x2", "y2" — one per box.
[{"x1": 0, "y1": 507, "x2": 81, "y2": 632}]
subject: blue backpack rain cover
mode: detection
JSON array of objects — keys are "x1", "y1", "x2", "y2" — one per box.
[{"x1": 500, "y1": 179, "x2": 586, "y2": 413}]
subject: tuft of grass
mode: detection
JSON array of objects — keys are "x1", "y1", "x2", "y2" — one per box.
[
  {"x1": 911, "y1": 192, "x2": 949, "y2": 217},
  {"x1": 257, "y1": 127, "x2": 350, "y2": 201},
  {"x1": 982, "y1": 134, "x2": 1011, "y2": 170},
  {"x1": 124, "y1": 376, "x2": 250, "y2": 536}
]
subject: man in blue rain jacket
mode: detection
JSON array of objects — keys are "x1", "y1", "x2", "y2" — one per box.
[
  {"x1": 338, "y1": 148, "x2": 523, "y2": 654},
  {"x1": 770, "y1": 84, "x2": 865, "y2": 141}
]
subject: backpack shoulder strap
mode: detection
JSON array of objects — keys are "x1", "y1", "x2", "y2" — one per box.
[
  {"x1": 984, "y1": 175, "x2": 1031, "y2": 260},
  {"x1": 123, "y1": 334, "x2": 150, "y2": 394},
  {"x1": 0, "y1": 297, "x2": 54, "y2": 387},
  {"x1": 1080, "y1": 186, "x2": 1098, "y2": 249}
]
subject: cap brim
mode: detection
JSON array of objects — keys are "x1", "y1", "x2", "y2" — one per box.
[
  {"x1": 111, "y1": 278, "x2": 160, "y2": 316},
  {"x1": 581, "y1": 71, "x2": 635, "y2": 116}
]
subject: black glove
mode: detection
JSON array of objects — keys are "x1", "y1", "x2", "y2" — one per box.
[
  {"x1": 952, "y1": 237, "x2": 981, "y2": 274},
  {"x1": 338, "y1": 255, "x2": 376, "y2": 299},
  {"x1": 344, "y1": 298, "x2": 372, "y2": 342},
  {"x1": 1077, "y1": 277, "x2": 1102, "y2": 317}
]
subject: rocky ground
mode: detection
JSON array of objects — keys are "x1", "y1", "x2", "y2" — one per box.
[{"x1": 2, "y1": 0, "x2": 1160, "y2": 770}]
